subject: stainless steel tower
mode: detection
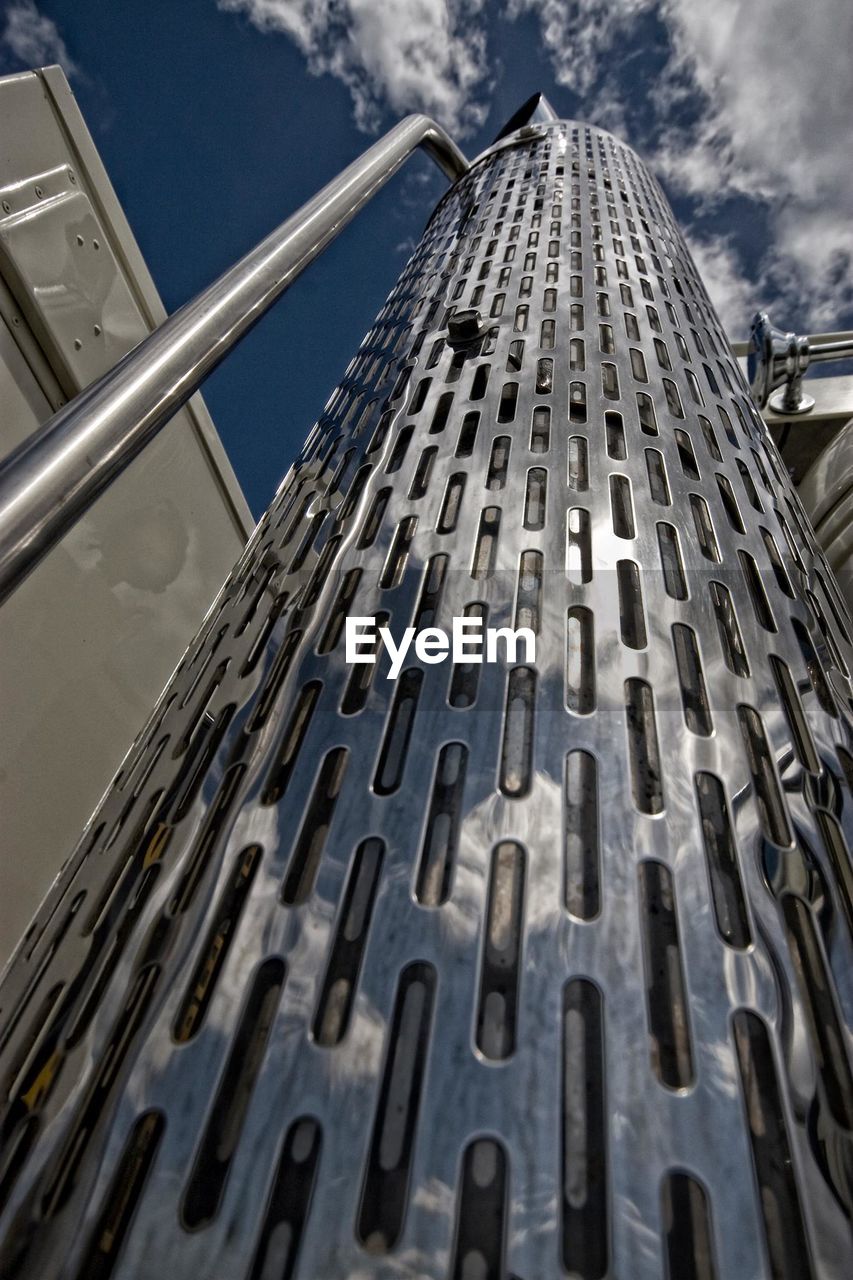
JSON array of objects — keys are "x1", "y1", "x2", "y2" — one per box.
[{"x1": 1, "y1": 98, "x2": 852, "y2": 1280}]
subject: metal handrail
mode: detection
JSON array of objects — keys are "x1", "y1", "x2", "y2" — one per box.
[
  {"x1": 0, "y1": 114, "x2": 468, "y2": 603},
  {"x1": 730, "y1": 329, "x2": 853, "y2": 358}
]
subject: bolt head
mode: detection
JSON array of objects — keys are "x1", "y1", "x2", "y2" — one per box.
[{"x1": 447, "y1": 309, "x2": 483, "y2": 347}]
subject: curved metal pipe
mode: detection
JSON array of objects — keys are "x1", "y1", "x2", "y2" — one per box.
[{"x1": 0, "y1": 114, "x2": 468, "y2": 603}]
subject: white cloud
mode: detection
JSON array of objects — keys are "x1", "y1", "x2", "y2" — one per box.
[
  {"x1": 218, "y1": 0, "x2": 491, "y2": 135},
  {"x1": 682, "y1": 232, "x2": 756, "y2": 338},
  {"x1": 651, "y1": 0, "x2": 853, "y2": 327},
  {"x1": 504, "y1": 0, "x2": 652, "y2": 97},
  {"x1": 510, "y1": 0, "x2": 853, "y2": 332},
  {"x1": 217, "y1": 0, "x2": 853, "y2": 331},
  {"x1": 1, "y1": 0, "x2": 77, "y2": 76}
]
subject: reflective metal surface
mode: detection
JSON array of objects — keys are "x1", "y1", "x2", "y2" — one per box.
[
  {"x1": 749, "y1": 311, "x2": 853, "y2": 415},
  {"x1": 799, "y1": 417, "x2": 853, "y2": 612},
  {"x1": 1, "y1": 118, "x2": 852, "y2": 1280},
  {"x1": 0, "y1": 113, "x2": 468, "y2": 604}
]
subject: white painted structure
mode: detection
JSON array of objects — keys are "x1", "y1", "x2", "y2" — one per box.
[{"x1": 0, "y1": 68, "x2": 253, "y2": 968}]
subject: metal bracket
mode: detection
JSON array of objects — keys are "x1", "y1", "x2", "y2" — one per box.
[{"x1": 748, "y1": 311, "x2": 853, "y2": 415}]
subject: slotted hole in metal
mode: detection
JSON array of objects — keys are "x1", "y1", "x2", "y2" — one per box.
[
  {"x1": 638, "y1": 861, "x2": 694, "y2": 1089},
  {"x1": 737, "y1": 706, "x2": 793, "y2": 847},
  {"x1": 182, "y1": 958, "x2": 285, "y2": 1229},
  {"x1": 356, "y1": 962, "x2": 436, "y2": 1252},
  {"x1": 281, "y1": 748, "x2": 348, "y2": 905},
  {"x1": 661, "y1": 1171, "x2": 718, "y2": 1280},
  {"x1": 450, "y1": 1139, "x2": 508, "y2": 1280},
  {"x1": 248, "y1": 1117, "x2": 322, "y2": 1280},
  {"x1": 564, "y1": 751, "x2": 599, "y2": 920},
  {"x1": 625, "y1": 679, "x2": 663, "y2": 814},
  {"x1": 314, "y1": 838, "x2": 384, "y2": 1045},
  {"x1": 562, "y1": 979, "x2": 608, "y2": 1277},
  {"x1": 732, "y1": 1010, "x2": 814, "y2": 1280},
  {"x1": 476, "y1": 841, "x2": 525, "y2": 1060},
  {"x1": 499, "y1": 668, "x2": 536, "y2": 798}
]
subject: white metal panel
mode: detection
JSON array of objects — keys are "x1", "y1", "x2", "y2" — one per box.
[
  {"x1": 0, "y1": 186, "x2": 148, "y2": 388},
  {"x1": 0, "y1": 68, "x2": 253, "y2": 970}
]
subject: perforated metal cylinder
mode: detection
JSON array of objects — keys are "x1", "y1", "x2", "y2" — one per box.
[{"x1": 1, "y1": 119, "x2": 852, "y2": 1280}]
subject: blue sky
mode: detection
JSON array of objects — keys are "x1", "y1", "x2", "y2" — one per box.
[{"x1": 1, "y1": 0, "x2": 851, "y2": 517}]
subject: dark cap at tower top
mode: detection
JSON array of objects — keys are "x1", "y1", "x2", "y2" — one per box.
[{"x1": 492, "y1": 91, "x2": 560, "y2": 143}]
